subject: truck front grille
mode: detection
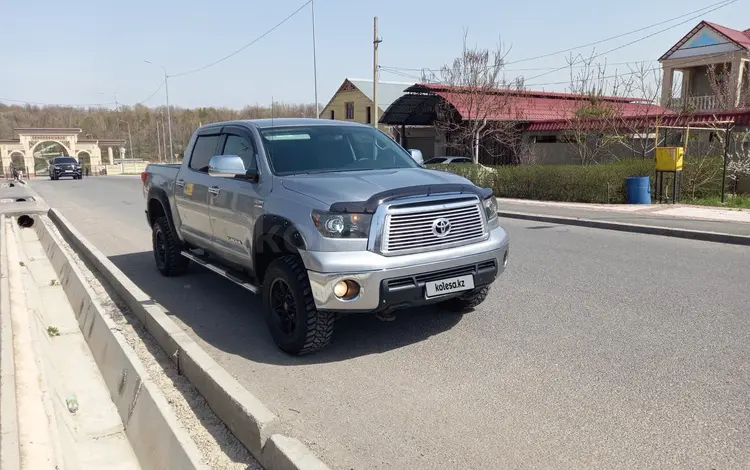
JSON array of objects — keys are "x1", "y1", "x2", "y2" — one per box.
[{"x1": 382, "y1": 200, "x2": 486, "y2": 254}]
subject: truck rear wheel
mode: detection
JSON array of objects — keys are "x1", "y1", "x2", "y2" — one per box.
[
  {"x1": 152, "y1": 216, "x2": 190, "y2": 277},
  {"x1": 441, "y1": 286, "x2": 491, "y2": 312},
  {"x1": 262, "y1": 255, "x2": 335, "y2": 355}
]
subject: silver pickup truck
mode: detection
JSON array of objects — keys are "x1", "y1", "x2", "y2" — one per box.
[{"x1": 143, "y1": 118, "x2": 509, "y2": 355}]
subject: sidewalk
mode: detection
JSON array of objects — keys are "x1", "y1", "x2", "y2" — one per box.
[{"x1": 497, "y1": 198, "x2": 750, "y2": 240}]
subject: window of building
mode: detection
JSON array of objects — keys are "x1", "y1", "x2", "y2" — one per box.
[
  {"x1": 189, "y1": 135, "x2": 220, "y2": 172},
  {"x1": 345, "y1": 102, "x2": 354, "y2": 120},
  {"x1": 330, "y1": 110, "x2": 335, "y2": 120},
  {"x1": 534, "y1": 135, "x2": 557, "y2": 144},
  {"x1": 366, "y1": 106, "x2": 372, "y2": 124}
]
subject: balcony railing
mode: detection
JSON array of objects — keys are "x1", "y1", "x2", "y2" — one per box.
[{"x1": 667, "y1": 95, "x2": 721, "y2": 112}]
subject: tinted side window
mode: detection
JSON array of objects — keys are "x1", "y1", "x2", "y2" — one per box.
[
  {"x1": 189, "y1": 135, "x2": 220, "y2": 172},
  {"x1": 222, "y1": 135, "x2": 257, "y2": 171}
]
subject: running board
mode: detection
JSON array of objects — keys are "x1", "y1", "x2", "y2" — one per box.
[{"x1": 180, "y1": 251, "x2": 260, "y2": 294}]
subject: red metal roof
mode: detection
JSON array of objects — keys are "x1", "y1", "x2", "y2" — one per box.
[
  {"x1": 432, "y1": 89, "x2": 663, "y2": 122},
  {"x1": 411, "y1": 83, "x2": 643, "y2": 103},
  {"x1": 704, "y1": 21, "x2": 750, "y2": 49},
  {"x1": 526, "y1": 109, "x2": 750, "y2": 132},
  {"x1": 660, "y1": 21, "x2": 750, "y2": 61}
]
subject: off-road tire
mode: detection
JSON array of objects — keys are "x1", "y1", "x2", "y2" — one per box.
[
  {"x1": 441, "y1": 286, "x2": 491, "y2": 312},
  {"x1": 152, "y1": 216, "x2": 189, "y2": 277},
  {"x1": 263, "y1": 255, "x2": 335, "y2": 355}
]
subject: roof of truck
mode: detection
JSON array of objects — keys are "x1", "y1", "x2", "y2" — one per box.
[{"x1": 200, "y1": 118, "x2": 369, "y2": 130}]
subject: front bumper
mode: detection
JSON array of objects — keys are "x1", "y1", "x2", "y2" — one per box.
[
  {"x1": 53, "y1": 169, "x2": 82, "y2": 177},
  {"x1": 302, "y1": 225, "x2": 509, "y2": 312}
]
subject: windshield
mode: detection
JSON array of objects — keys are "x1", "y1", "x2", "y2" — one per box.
[
  {"x1": 53, "y1": 157, "x2": 77, "y2": 164},
  {"x1": 259, "y1": 125, "x2": 418, "y2": 175}
]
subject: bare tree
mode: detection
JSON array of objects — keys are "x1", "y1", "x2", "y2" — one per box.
[
  {"x1": 706, "y1": 61, "x2": 750, "y2": 110},
  {"x1": 424, "y1": 31, "x2": 521, "y2": 164},
  {"x1": 610, "y1": 62, "x2": 669, "y2": 159},
  {"x1": 561, "y1": 52, "x2": 625, "y2": 165}
]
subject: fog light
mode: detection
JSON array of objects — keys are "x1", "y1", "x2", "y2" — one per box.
[
  {"x1": 333, "y1": 280, "x2": 360, "y2": 300},
  {"x1": 503, "y1": 251, "x2": 508, "y2": 268},
  {"x1": 334, "y1": 281, "x2": 348, "y2": 298}
]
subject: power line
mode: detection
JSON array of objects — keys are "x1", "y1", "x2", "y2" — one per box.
[
  {"x1": 505, "y1": 0, "x2": 736, "y2": 65},
  {"x1": 381, "y1": 0, "x2": 738, "y2": 75},
  {"x1": 136, "y1": 79, "x2": 166, "y2": 105},
  {"x1": 522, "y1": 0, "x2": 738, "y2": 82},
  {"x1": 170, "y1": 0, "x2": 312, "y2": 78}
]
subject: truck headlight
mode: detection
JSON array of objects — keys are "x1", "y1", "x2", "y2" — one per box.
[
  {"x1": 483, "y1": 196, "x2": 498, "y2": 221},
  {"x1": 312, "y1": 210, "x2": 372, "y2": 238}
]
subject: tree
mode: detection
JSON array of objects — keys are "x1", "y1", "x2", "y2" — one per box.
[
  {"x1": 423, "y1": 32, "x2": 521, "y2": 164},
  {"x1": 0, "y1": 101, "x2": 318, "y2": 162},
  {"x1": 561, "y1": 52, "x2": 626, "y2": 165}
]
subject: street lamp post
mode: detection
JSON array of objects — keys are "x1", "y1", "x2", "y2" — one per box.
[
  {"x1": 145, "y1": 60, "x2": 175, "y2": 162},
  {"x1": 118, "y1": 120, "x2": 134, "y2": 160}
]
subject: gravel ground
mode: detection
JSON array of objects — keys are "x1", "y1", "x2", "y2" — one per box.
[{"x1": 41, "y1": 216, "x2": 261, "y2": 470}]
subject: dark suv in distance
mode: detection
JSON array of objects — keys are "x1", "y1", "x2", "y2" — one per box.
[{"x1": 49, "y1": 156, "x2": 82, "y2": 180}]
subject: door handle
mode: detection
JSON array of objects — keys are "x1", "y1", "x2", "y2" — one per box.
[
  {"x1": 208, "y1": 186, "x2": 220, "y2": 196},
  {"x1": 175, "y1": 179, "x2": 185, "y2": 188}
]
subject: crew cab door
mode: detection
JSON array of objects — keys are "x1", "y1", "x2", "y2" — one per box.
[
  {"x1": 207, "y1": 126, "x2": 267, "y2": 271},
  {"x1": 173, "y1": 129, "x2": 222, "y2": 248}
]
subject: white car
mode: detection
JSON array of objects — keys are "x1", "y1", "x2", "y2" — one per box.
[{"x1": 424, "y1": 156, "x2": 473, "y2": 165}]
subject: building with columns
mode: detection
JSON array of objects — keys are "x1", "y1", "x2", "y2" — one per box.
[
  {"x1": 0, "y1": 128, "x2": 125, "y2": 176},
  {"x1": 659, "y1": 21, "x2": 749, "y2": 111}
]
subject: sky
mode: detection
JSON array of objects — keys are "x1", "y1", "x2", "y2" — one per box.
[{"x1": 0, "y1": 0, "x2": 746, "y2": 110}]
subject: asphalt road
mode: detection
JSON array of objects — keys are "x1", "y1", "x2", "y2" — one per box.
[{"x1": 31, "y1": 176, "x2": 750, "y2": 470}]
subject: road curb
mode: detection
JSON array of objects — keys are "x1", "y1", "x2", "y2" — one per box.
[
  {"x1": 47, "y1": 208, "x2": 331, "y2": 470},
  {"x1": 498, "y1": 210, "x2": 750, "y2": 246},
  {"x1": 34, "y1": 213, "x2": 208, "y2": 470},
  {"x1": 0, "y1": 215, "x2": 21, "y2": 470}
]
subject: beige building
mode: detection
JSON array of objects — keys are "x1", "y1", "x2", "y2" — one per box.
[
  {"x1": 660, "y1": 21, "x2": 749, "y2": 111},
  {"x1": 319, "y1": 78, "x2": 412, "y2": 134}
]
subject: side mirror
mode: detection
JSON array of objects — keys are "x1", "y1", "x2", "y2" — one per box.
[
  {"x1": 209, "y1": 155, "x2": 246, "y2": 178},
  {"x1": 408, "y1": 149, "x2": 424, "y2": 166}
]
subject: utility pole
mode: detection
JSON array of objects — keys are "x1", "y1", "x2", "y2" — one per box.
[
  {"x1": 156, "y1": 121, "x2": 162, "y2": 161},
  {"x1": 373, "y1": 17, "x2": 382, "y2": 128},
  {"x1": 164, "y1": 75, "x2": 174, "y2": 162},
  {"x1": 160, "y1": 110, "x2": 168, "y2": 162},
  {"x1": 311, "y1": 0, "x2": 320, "y2": 118},
  {"x1": 145, "y1": 61, "x2": 174, "y2": 162},
  {"x1": 118, "y1": 120, "x2": 134, "y2": 160}
]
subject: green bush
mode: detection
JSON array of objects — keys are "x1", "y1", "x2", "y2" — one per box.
[{"x1": 428, "y1": 160, "x2": 655, "y2": 204}]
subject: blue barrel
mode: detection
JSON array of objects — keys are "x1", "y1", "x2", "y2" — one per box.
[{"x1": 625, "y1": 176, "x2": 651, "y2": 204}]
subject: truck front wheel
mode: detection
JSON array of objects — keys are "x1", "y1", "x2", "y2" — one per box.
[
  {"x1": 440, "y1": 286, "x2": 491, "y2": 312},
  {"x1": 262, "y1": 256, "x2": 335, "y2": 355},
  {"x1": 152, "y1": 216, "x2": 190, "y2": 277}
]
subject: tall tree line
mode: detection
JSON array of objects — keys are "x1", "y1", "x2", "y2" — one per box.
[{"x1": 0, "y1": 102, "x2": 318, "y2": 160}]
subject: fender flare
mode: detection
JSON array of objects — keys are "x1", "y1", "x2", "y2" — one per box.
[
  {"x1": 252, "y1": 214, "x2": 307, "y2": 263},
  {"x1": 146, "y1": 187, "x2": 181, "y2": 241}
]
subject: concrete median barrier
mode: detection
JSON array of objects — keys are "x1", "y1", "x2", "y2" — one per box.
[
  {"x1": 0, "y1": 215, "x2": 21, "y2": 470},
  {"x1": 46, "y1": 208, "x2": 330, "y2": 470},
  {"x1": 33, "y1": 213, "x2": 207, "y2": 470}
]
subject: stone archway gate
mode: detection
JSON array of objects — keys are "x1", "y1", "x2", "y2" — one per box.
[{"x1": 0, "y1": 128, "x2": 126, "y2": 177}]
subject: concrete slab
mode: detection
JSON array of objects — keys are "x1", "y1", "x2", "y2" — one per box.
[
  {"x1": 33, "y1": 213, "x2": 207, "y2": 470},
  {"x1": 11, "y1": 218, "x2": 139, "y2": 469}
]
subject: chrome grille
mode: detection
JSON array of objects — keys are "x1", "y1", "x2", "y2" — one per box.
[{"x1": 382, "y1": 200, "x2": 486, "y2": 254}]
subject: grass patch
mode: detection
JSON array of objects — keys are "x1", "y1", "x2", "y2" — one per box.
[{"x1": 685, "y1": 194, "x2": 750, "y2": 209}]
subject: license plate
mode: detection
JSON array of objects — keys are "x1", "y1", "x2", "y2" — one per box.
[{"x1": 425, "y1": 275, "x2": 474, "y2": 298}]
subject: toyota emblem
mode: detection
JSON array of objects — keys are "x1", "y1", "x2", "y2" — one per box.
[{"x1": 431, "y1": 217, "x2": 452, "y2": 238}]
